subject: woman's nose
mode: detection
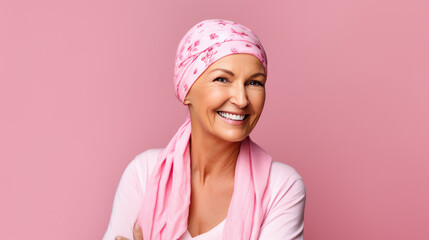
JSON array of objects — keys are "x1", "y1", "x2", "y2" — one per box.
[{"x1": 230, "y1": 83, "x2": 249, "y2": 108}]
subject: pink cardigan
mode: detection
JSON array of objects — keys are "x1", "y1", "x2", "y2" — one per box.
[{"x1": 103, "y1": 148, "x2": 306, "y2": 240}]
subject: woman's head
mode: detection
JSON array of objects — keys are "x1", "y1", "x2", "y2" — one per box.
[{"x1": 174, "y1": 19, "x2": 268, "y2": 142}]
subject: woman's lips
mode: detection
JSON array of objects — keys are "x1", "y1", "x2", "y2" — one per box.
[{"x1": 217, "y1": 111, "x2": 249, "y2": 125}]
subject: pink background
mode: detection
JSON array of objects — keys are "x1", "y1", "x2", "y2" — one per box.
[{"x1": 1, "y1": 0, "x2": 428, "y2": 239}]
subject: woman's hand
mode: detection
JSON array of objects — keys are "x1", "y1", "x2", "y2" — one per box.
[{"x1": 115, "y1": 221, "x2": 143, "y2": 240}]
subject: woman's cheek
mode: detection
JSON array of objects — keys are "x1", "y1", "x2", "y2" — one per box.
[
  {"x1": 209, "y1": 88, "x2": 229, "y2": 103},
  {"x1": 250, "y1": 90, "x2": 266, "y2": 108}
]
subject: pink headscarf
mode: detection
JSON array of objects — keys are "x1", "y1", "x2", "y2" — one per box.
[{"x1": 138, "y1": 19, "x2": 273, "y2": 240}]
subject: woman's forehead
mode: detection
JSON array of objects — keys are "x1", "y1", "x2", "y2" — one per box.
[{"x1": 208, "y1": 54, "x2": 265, "y2": 73}]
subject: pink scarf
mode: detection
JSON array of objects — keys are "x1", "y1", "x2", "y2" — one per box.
[{"x1": 138, "y1": 19, "x2": 273, "y2": 240}]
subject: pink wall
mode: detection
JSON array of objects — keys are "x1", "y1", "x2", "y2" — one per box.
[{"x1": 1, "y1": 0, "x2": 428, "y2": 239}]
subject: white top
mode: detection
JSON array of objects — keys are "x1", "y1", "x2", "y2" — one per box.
[
  {"x1": 179, "y1": 218, "x2": 226, "y2": 240},
  {"x1": 103, "y1": 148, "x2": 306, "y2": 240}
]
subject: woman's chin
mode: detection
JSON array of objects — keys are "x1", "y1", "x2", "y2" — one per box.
[{"x1": 216, "y1": 130, "x2": 250, "y2": 143}]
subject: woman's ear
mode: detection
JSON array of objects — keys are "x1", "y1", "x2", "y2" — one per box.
[{"x1": 183, "y1": 94, "x2": 191, "y2": 105}]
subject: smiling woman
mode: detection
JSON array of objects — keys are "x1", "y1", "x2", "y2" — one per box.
[{"x1": 103, "y1": 19, "x2": 306, "y2": 240}]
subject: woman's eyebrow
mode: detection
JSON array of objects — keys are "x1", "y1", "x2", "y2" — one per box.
[
  {"x1": 211, "y1": 68, "x2": 266, "y2": 78},
  {"x1": 212, "y1": 68, "x2": 235, "y2": 76}
]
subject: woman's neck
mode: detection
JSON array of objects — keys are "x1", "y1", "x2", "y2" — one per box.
[{"x1": 189, "y1": 131, "x2": 240, "y2": 185}]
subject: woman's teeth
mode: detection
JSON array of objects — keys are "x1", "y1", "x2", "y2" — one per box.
[{"x1": 217, "y1": 111, "x2": 247, "y2": 121}]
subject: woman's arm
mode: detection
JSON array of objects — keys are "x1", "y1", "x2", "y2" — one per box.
[
  {"x1": 258, "y1": 162, "x2": 306, "y2": 240},
  {"x1": 103, "y1": 157, "x2": 145, "y2": 240}
]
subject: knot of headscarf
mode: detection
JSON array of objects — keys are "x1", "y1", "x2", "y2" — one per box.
[{"x1": 138, "y1": 19, "x2": 273, "y2": 240}]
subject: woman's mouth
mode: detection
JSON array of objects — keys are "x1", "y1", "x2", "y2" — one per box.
[{"x1": 217, "y1": 111, "x2": 249, "y2": 125}]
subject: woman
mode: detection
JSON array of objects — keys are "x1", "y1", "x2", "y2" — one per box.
[{"x1": 104, "y1": 19, "x2": 306, "y2": 240}]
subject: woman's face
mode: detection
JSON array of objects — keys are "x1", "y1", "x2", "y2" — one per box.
[{"x1": 184, "y1": 53, "x2": 267, "y2": 143}]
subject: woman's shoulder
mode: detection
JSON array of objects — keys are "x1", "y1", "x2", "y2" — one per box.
[
  {"x1": 267, "y1": 161, "x2": 306, "y2": 200},
  {"x1": 130, "y1": 148, "x2": 164, "y2": 174},
  {"x1": 121, "y1": 148, "x2": 164, "y2": 194},
  {"x1": 132, "y1": 148, "x2": 164, "y2": 164},
  {"x1": 269, "y1": 161, "x2": 303, "y2": 183}
]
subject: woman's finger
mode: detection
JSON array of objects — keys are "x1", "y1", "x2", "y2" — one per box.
[
  {"x1": 133, "y1": 221, "x2": 143, "y2": 240},
  {"x1": 115, "y1": 236, "x2": 129, "y2": 240}
]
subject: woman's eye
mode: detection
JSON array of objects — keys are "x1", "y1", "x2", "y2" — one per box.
[
  {"x1": 214, "y1": 77, "x2": 228, "y2": 83},
  {"x1": 249, "y1": 80, "x2": 264, "y2": 87}
]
